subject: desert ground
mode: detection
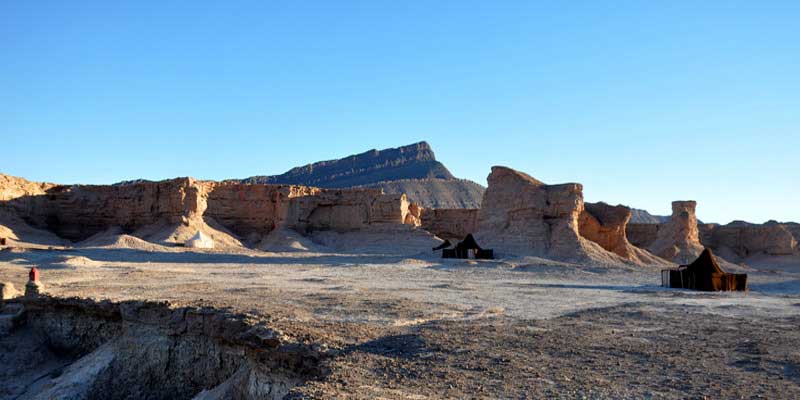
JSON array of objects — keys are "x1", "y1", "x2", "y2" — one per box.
[{"x1": 2, "y1": 236, "x2": 799, "y2": 399}]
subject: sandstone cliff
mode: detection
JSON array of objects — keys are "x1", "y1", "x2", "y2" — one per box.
[
  {"x1": 699, "y1": 220, "x2": 797, "y2": 261},
  {"x1": 579, "y1": 202, "x2": 665, "y2": 265},
  {"x1": 471, "y1": 166, "x2": 655, "y2": 265},
  {"x1": 0, "y1": 173, "x2": 423, "y2": 250}
]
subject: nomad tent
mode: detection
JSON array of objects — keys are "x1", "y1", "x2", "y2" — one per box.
[
  {"x1": 442, "y1": 234, "x2": 493, "y2": 259},
  {"x1": 661, "y1": 248, "x2": 747, "y2": 291},
  {"x1": 185, "y1": 231, "x2": 214, "y2": 249},
  {"x1": 432, "y1": 240, "x2": 452, "y2": 251}
]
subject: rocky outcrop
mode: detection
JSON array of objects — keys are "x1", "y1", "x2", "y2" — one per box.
[
  {"x1": 288, "y1": 189, "x2": 416, "y2": 233},
  {"x1": 1, "y1": 177, "x2": 206, "y2": 241},
  {"x1": 0, "y1": 173, "x2": 55, "y2": 203},
  {"x1": 203, "y1": 182, "x2": 319, "y2": 241},
  {"x1": 700, "y1": 221, "x2": 797, "y2": 261},
  {"x1": 420, "y1": 208, "x2": 479, "y2": 241},
  {"x1": 471, "y1": 166, "x2": 653, "y2": 264},
  {"x1": 473, "y1": 167, "x2": 583, "y2": 259},
  {"x1": 579, "y1": 203, "x2": 632, "y2": 256},
  {"x1": 644, "y1": 201, "x2": 704, "y2": 264},
  {"x1": 579, "y1": 202, "x2": 667, "y2": 265},
  {"x1": 0, "y1": 174, "x2": 421, "y2": 245}
]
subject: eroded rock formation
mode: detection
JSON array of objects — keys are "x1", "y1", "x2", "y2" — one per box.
[
  {"x1": 473, "y1": 167, "x2": 584, "y2": 259},
  {"x1": 631, "y1": 211, "x2": 799, "y2": 263},
  {"x1": 470, "y1": 166, "x2": 661, "y2": 264},
  {"x1": 578, "y1": 202, "x2": 667, "y2": 265},
  {"x1": 1, "y1": 175, "x2": 205, "y2": 241},
  {"x1": 0, "y1": 173, "x2": 422, "y2": 247},
  {"x1": 579, "y1": 203, "x2": 632, "y2": 257},
  {"x1": 700, "y1": 221, "x2": 797, "y2": 260},
  {"x1": 644, "y1": 201, "x2": 704, "y2": 264}
]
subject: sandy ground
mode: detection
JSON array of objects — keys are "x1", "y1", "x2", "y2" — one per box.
[{"x1": 2, "y1": 243, "x2": 800, "y2": 398}]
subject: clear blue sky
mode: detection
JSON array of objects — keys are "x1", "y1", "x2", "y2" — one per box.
[{"x1": 2, "y1": 1, "x2": 798, "y2": 224}]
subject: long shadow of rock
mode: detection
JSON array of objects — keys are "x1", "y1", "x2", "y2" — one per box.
[
  {"x1": 748, "y1": 279, "x2": 800, "y2": 295},
  {"x1": 343, "y1": 333, "x2": 430, "y2": 360},
  {"x1": 1, "y1": 247, "x2": 417, "y2": 268}
]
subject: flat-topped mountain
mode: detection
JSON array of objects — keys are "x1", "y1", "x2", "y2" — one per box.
[
  {"x1": 112, "y1": 142, "x2": 483, "y2": 208},
  {"x1": 240, "y1": 142, "x2": 485, "y2": 208},
  {"x1": 241, "y1": 142, "x2": 454, "y2": 187}
]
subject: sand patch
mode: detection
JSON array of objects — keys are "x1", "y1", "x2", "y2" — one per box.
[
  {"x1": 132, "y1": 217, "x2": 244, "y2": 250},
  {"x1": 258, "y1": 229, "x2": 328, "y2": 253},
  {"x1": 310, "y1": 224, "x2": 441, "y2": 256}
]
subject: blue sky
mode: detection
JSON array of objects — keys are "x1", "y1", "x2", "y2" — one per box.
[{"x1": 2, "y1": 1, "x2": 798, "y2": 223}]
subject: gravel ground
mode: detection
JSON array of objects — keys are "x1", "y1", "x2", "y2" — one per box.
[{"x1": 1, "y1": 245, "x2": 799, "y2": 398}]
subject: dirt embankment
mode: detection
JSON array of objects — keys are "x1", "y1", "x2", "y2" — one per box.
[{"x1": 1, "y1": 297, "x2": 324, "y2": 400}]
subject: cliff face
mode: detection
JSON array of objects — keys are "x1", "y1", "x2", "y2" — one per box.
[
  {"x1": 629, "y1": 208, "x2": 799, "y2": 263},
  {"x1": 1, "y1": 176, "x2": 205, "y2": 241},
  {"x1": 473, "y1": 166, "x2": 581, "y2": 258},
  {"x1": 700, "y1": 221, "x2": 797, "y2": 260},
  {"x1": 470, "y1": 167, "x2": 638, "y2": 264},
  {"x1": 239, "y1": 142, "x2": 485, "y2": 209},
  {"x1": 0, "y1": 174, "x2": 420, "y2": 244},
  {"x1": 579, "y1": 203, "x2": 633, "y2": 258}
]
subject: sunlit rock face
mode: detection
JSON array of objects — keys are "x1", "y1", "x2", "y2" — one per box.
[{"x1": 645, "y1": 201, "x2": 705, "y2": 264}]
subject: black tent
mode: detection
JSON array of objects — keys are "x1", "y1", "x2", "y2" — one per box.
[
  {"x1": 661, "y1": 248, "x2": 747, "y2": 291},
  {"x1": 432, "y1": 240, "x2": 452, "y2": 251},
  {"x1": 442, "y1": 234, "x2": 493, "y2": 259}
]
